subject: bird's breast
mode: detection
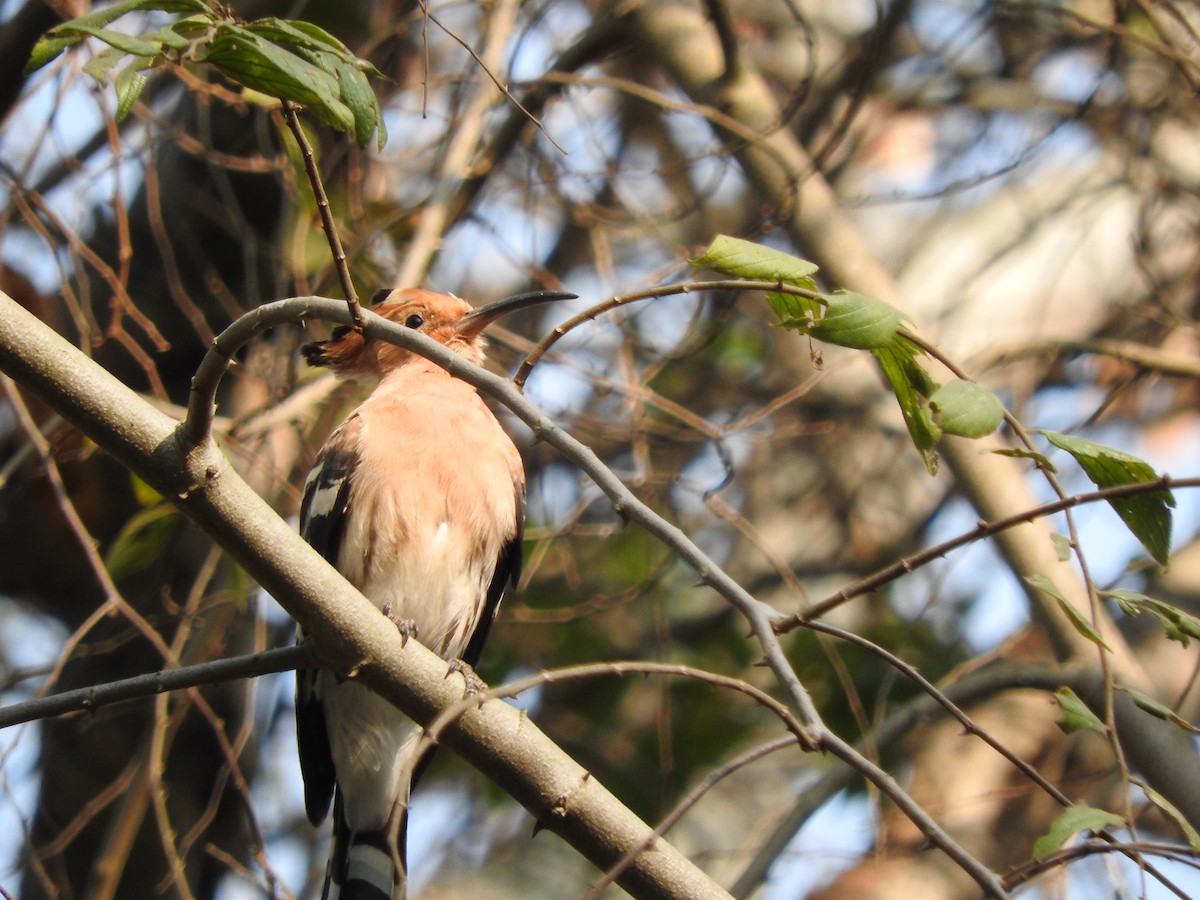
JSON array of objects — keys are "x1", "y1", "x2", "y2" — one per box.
[{"x1": 336, "y1": 373, "x2": 522, "y2": 659}]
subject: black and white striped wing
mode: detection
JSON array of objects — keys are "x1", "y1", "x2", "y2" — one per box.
[{"x1": 295, "y1": 417, "x2": 361, "y2": 826}]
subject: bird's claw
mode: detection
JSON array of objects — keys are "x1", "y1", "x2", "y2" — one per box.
[
  {"x1": 446, "y1": 659, "x2": 487, "y2": 697},
  {"x1": 381, "y1": 603, "x2": 418, "y2": 646}
]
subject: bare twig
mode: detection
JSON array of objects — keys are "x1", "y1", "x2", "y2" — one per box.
[
  {"x1": 280, "y1": 102, "x2": 361, "y2": 327},
  {"x1": 513, "y1": 278, "x2": 826, "y2": 388},
  {"x1": 782, "y1": 476, "x2": 1198, "y2": 629},
  {"x1": 397, "y1": 0, "x2": 524, "y2": 287},
  {"x1": 419, "y1": 0, "x2": 565, "y2": 155},
  {"x1": 0, "y1": 646, "x2": 310, "y2": 729},
  {"x1": 586, "y1": 737, "x2": 799, "y2": 900}
]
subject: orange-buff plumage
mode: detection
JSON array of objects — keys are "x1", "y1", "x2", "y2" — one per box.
[{"x1": 295, "y1": 288, "x2": 571, "y2": 900}]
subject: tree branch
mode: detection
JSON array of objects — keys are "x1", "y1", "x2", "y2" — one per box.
[
  {"x1": 0, "y1": 646, "x2": 310, "y2": 729},
  {"x1": 0, "y1": 289, "x2": 730, "y2": 900}
]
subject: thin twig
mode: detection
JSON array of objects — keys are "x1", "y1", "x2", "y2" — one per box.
[
  {"x1": 415, "y1": 661, "x2": 813, "y2": 759},
  {"x1": 513, "y1": 278, "x2": 827, "y2": 388},
  {"x1": 397, "y1": 0, "x2": 525, "y2": 287},
  {"x1": 585, "y1": 737, "x2": 799, "y2": 900},
  {"x1": 280, "y1": 101, "x2": 361, "y2": 327},
  {"x1": 0, "y1": 645, "x2": 310, "y2": 729},
  {"x1": 0, "y1": 376, "x2": 176, "y2": 663},
  {"x1": 781, "y1": 476, "x2": 1196, "y2": 629},
  {"x1": 420, "y1": 1, "x2": 565, "y2": 154}
]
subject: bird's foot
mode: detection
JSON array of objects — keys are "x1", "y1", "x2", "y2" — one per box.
[
  {"x1": 446, "y1": 659, "x2": 487, "y2": 696},
  {"x1": 381, "y1": 603, "x2": 418, "y2": 646}
]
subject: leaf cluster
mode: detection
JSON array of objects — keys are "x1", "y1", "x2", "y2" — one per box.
[
  {"x1": 25, "y1": 0, "x2": 386, "y2": 147},
  {"x1": 692, "y1": 235, "x2": 1005, "y2": 473}
]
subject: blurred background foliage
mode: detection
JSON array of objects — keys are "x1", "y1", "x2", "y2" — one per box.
[{"x1": 1, "y1": 0, "x2": 1199, "y2": 897}]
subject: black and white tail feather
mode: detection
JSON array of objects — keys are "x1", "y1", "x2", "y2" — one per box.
[{"x1": 322, "y1": 795, "x2": 408, "y2": 900}]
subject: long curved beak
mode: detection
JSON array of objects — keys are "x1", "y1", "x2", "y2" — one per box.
[{"x1": 456, "y1": 290, "x2": 577, "y2": 338}]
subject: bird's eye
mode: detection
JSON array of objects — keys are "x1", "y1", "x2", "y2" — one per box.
[{"x1": 404, "y1": 314, "x2": 424, "y2": 329}]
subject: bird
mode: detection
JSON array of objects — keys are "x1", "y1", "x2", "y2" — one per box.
[{"x1": 295, "y1": 287, "x2": 573, "y2": 900}]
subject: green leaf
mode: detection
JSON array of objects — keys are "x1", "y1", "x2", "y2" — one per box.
[
  {"x1": 114, "y1": 65, "x2": 150, "y2": 120},
  {"x1": 204, "y1": 27, "x2": 354, "y2": 133},
  {"x1": 154, "y1": 22, "x2": 193, "y2": 52},
  {"x1": 1139, "y1": 781, "x2": 1200, "y2": 850},
  {"x1": 331, "y1": 58, "x2": 386, "y2": 148},
  {"x1": 1026, "y1": 574, "x2": 1111, "y2": 650},
  {"x1": 55, "y1": 23, "x2": 164, "y2": 58},
  {"x1": 1052, "y1": 686, "x2": 1106, "y2": 734},
  {"x1": 25, "y1": 35, "x2": 78, "y2": 74},
  {"x1": 1037, "y1": 430, "x2": 1175, "y2": 566},
  {"x1": 1032, "y1": 805, "x2": 1123, "y2": 859},
  {"x1": 1105, "y1": 589, "x2": 1200, "y2": 646},
  {"x1": 990, "y1": 446, "x2": 1057, "y2": 472},
  {"x1": 875, "y1": 339, "x2": 940, "y2": 473},
  {"x1": 809, "y1": 290, "x2": 904, "y2": 350},
  {"x1": 766, "y1": 289, "x2": 823, "y2": 325},
  {"x1": 1050, "y1": 533, "x2": 1073, "y2": 562},
  {"x1": 170, "y1": 15, "x2": 213, "y2": 40},
  {"x1": 1121, "y1": 687, "x2": 1200, "y2": 734},
  {"x1": 245, "y1": 18, "x2": 355, "y2": 57},
  {"x1": 240, "y1": 19, "x2": 384, "y2": 147},
  {"x1": 82, "y1": 46, "x2": 128, "y2": 82},
  {"x1": 104, "y1": 503, "x2": 181, "y2": 580},
  {"x1": 690, "y1": 235, "x2": 819, "y2": 288},
  {"x1": 928, "y1": 379, "x2": 1005, "y2": 438},
  {"x1": 26, "y1": 0, "x2": 214, "y2": 74}
]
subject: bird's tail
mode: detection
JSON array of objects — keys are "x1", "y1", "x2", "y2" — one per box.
[{"x1": 322, "y1": 798, "x2": 407, "y2": 900}]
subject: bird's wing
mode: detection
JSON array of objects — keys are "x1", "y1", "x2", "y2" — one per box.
[
  {"x1": 461, "y1": 480, "x2": 525, "y2": 668},
  {"x1": 295, "y1": 416, "x2": 361, "y2": 825}
]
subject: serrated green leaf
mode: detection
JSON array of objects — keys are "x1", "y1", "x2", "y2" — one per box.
[
  {"x1": 928, "y1": 379, "x2": 1005, "y2": 438},
  {"x1": 810, "y1": 290, "x2": 904, "y2": 350},
  {"x1": 114, "y1": 66, "x2": 149, "y2": 120},
  {"x1": 1037, "y1": 430, "x2": 1175, "y2": 566},
  {"x1": 690, "y1": 235, "x2": 819, "y2": 288},
  {"x1": 1139, "y1": 781, "x2": 1200, "y2": 850},
  {"x1": 1053, "y1": 686, "x2": 1106, "y2": 734},
  {"x1": 1032, "y1": 805, "x2": 1123, "y2": 859},
  {"x1": 1121, "y1": 687, "x2": 1200, "y2": 734},
  {"x1": 1026, "y1": 574, "x2": 1111, "y2": 650}
]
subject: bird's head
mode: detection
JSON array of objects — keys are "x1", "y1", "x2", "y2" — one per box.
[{"x1": 302, "y1": 288, "x2": 575, "y2": 379}]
